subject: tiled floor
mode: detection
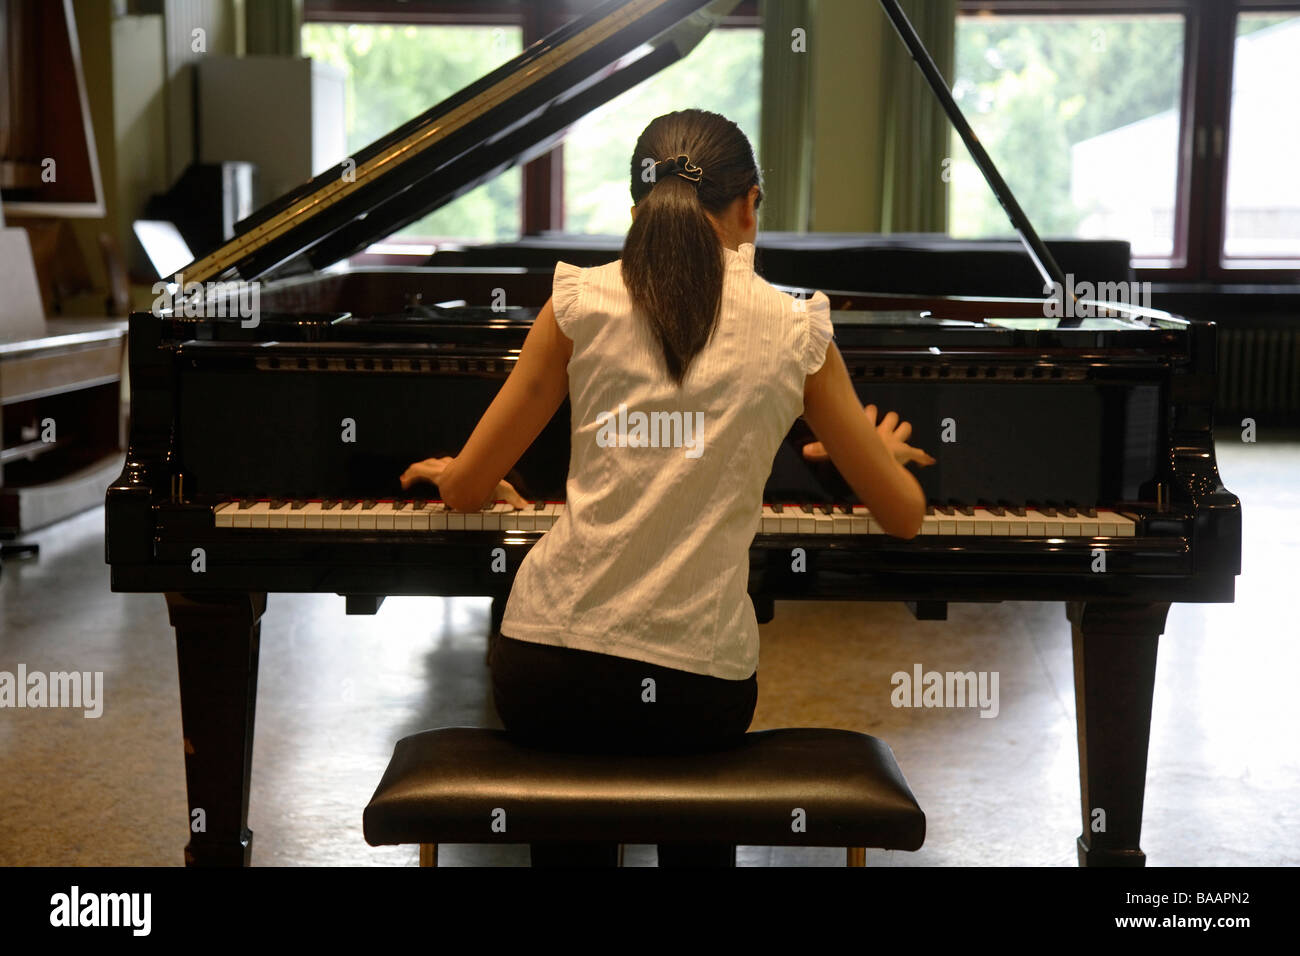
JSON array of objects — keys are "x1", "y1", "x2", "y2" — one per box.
[{"x1": 1, "y1": 432, "x2": 1295, "y2": 866}]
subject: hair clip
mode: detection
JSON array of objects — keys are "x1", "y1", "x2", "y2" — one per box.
[{"x1": 655, "y1": 154, "x2": 703, "y2": 184}]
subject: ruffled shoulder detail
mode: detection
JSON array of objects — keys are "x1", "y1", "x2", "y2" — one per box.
[
  {"x1": 801, "y1": 290, "x2": 833, "y2": 375},
  {"x1": 552, "y1": 261, "x2": 585, "y2": 336}
]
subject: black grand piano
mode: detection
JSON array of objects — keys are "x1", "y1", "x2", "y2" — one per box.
[{"x1": 105, "y1": 0, "x2": 1240, "y2": 867}]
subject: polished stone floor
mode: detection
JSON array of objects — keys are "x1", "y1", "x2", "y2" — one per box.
[{"x1": 1, "y1": 432, "x2": 1296, "y2": 866}]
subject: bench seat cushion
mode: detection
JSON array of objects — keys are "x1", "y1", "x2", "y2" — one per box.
[{"x1": 364, "y1": 727, "x2": 925, "y2": 849}]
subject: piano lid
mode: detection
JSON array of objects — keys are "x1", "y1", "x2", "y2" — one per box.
[
  {"x1": 877, "y1": 0, "x2": 1072, "y2": 312},
  {"x1": 177, "y1": 0, "x2": 739, "y2": 287}
]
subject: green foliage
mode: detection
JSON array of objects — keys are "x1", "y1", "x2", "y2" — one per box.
[
  {"x1": 302, "y1": 23, "x2": 524, "y2": 241},
  {"x1": 563, "y1": 28, "x2": 763, "y2": 235},
  {"x1": 300, "y1": 23, "x2": 762, "y2": 240},
  {"x1": 949, "y1": 16, "x2": 1184, "y2": 239}
]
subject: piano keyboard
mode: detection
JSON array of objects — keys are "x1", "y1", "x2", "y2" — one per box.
[{"x1": 213, "y1": 500, "x2": 1136, "y2": 537}]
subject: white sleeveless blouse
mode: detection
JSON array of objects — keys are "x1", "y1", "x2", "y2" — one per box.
[{"x1": 500, "y1": 242, "x2": 834, "y2": 680}]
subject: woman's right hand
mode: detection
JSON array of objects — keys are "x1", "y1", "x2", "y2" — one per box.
[{"x1": 802, "y1": 403, "x2": 935, "y2": 468}]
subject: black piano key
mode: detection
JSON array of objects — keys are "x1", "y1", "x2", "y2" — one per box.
[
  {"x1": 838, "y1": 504, "x2": 853, "y2": 515},
  {"x1": 999, "y1": 500, "x2": 1026, "y2": 517},
  {"x1": 291, "y1": 499, "x2": 306, "y2": 510},
  {"x1": 534, "y1": 501, "x2": 545, "y2": 511},
  {"x1": 1080, "y1": 505, "x2": 1098, "y2": 518},
  {"x1": 820, "y1": 504, "x2": 833, "y2": 515},
  {"x1": 341, "y1": 500, "x2": 360, "y2": 510},
  {"x1": 925, "y1": 503, "x2": 935, "y2": 516},
  {"x1": 321, "y1": 499, "x2": 338, "y2": 510},
  {"x1": 800, "y1": 504, "x2": 814, "y2": 514},
  {"x1": 771, "y1": 503, "x2": 784, "y2": 513},
  {"x1": 393, "y1": 500, "x2": 408, "y2": 511},
  {"x1": 952, "y1": 501, "x2": 974, "y2": 516},
  {"x1": 361, "y1": 499, "x2": 377, "y2": 510},
  {"x1": 270, "y1": 498, "x2": 287, "y2": 509},
  {"x1": 979, "y1": 500, "x2": 1006, "y2": 516},
  {"x1": 411, "y1": 499, "x2": 426, "y2": 510}
]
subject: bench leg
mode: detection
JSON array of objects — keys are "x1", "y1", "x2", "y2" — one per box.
[
  {"x1": 846, "y1": 847, "x2": 866, "y2": 867},
  {"x1": 420, "y1": 844, "x2": 438, "y2": 867}
]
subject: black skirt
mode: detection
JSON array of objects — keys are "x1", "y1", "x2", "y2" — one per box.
[{"x1": 489, "y1": 630, "x2": 758, "y2": 755}]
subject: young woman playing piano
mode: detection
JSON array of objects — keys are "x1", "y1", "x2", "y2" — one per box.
[{"x1": 400, "y1": 109, "x2": 934, "y2": 866}]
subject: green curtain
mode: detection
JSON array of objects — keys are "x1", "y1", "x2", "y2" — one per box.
[
  {"x1": 879, "y1": 0, "x2": 956, "y2": 233},
  {"x1": 758, "y1": 0, "x2": 814, "y2": 232},
  {"x1": 244, "y1": 0, "x2": 300, "y2": 56}
]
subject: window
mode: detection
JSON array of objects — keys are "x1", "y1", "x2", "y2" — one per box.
[
  {"x1": 952, "y1": 0, "x2": 1300, "y2": 279},
  {"x1": 301, "y1": 22, "x2": 523, "y2": 241},
  {"x1": 562, "y1": 27, "x2": 763, "y2": 235},
  {"x1": 1223, "y1": 12, "x2": 1300, "y2": 262},
  {"x1": 949, "y1": 12, "x2": 1186, "y2": 262}
]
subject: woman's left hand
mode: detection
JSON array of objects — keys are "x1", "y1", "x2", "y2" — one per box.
[
  {"x1": 399, "y1": 456, "x2": 531, "y2": 510},
  {"x1": 400, "y1": 456, "x2": 454, "y2": 489}
]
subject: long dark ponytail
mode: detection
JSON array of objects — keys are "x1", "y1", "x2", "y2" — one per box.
[{"x1": 622, "y1": 110, "x2": 762, "y2": 385}]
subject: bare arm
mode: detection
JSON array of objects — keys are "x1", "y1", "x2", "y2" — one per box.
[
  {"x1": 801, "y1": 343, "x2": 931, "y2": 538},
  {"x1": 400, "y1": 298, "x2": 572, "y2": 511}
]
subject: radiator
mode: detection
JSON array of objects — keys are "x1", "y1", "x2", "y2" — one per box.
[{"x1": 1217, "y1": 327, "x2": 1300, "y2": 423}]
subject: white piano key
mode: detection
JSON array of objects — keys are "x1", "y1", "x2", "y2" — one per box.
[
  {"x1": 1061, "y1": 512, "x2": 1093, "y2": 536},
  {"x1": 1001, "y1": 512, "x2": 1029, "y2": 535},
  {"x1": 446, "y1": 509, "x2": 465, "y2": 531},
  {"x1": 392, "y1": 502, "x2": 413, "y2": 531},
  {"x1": 266, "y1": 501, "x2": 289, "y2": 529},
  {"x1": 427, "y1": 502, "x2": 448, "y2": 531},
  {"x1": 358, "y1": 503, "x2": 379, "y2": 530},
  {"x1": 811, "y1": 508, "x2": 835, "y2": 534},
  {"x1": 971, "y1": 508, "x2": 994, "y2": 536},
  {"x1": 831, "y1": 510, "x2": 853, "y2": 535},
  {"x1": 952, "y1": 512, "x2": 977, "y2": 535},
  {"x1": 321, "y1": 503, "x2": 343, "y2": 530},
  {"x1": 920, "y1": 514, "x2": 940, "y2": 535},
  {"x1": 407, "y1": 503, "x2": 431, "y2": 531},
  {"x1": 245, "y1": 501, "x2": 273, "y2": 529},
  {"x1": 848, "y1": 505, "x2": 874, "y2": 535},
  {"x1": 795, "y1": 508, "x2": 817, "y2": 535},
  {"x1": 214, "y1": 501, "x2": 237, "y2": 528},
  {"x1": 339, "y1": 502, "x2": 362, "y2": 530},
  {"x1": 1025, "y1": 509, "x2": 1048, "y2": 536},
  {"x1": 300, "y1": 502, "x2": 325, "y2": 530},
  {"x1": 231, "y1": 501, "x2": 256, "y2": 528},
  {"x1": 372, "y1": 501, "x2": 397, "y2": 530},
  {"x1": 537, "y1": 503, "x2": 562, "y2": 530},
  {"x1": 479, "y1": 502, "x2": 505, "y2": 531}
]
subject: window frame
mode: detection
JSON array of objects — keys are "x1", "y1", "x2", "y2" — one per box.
[
  {"x1": 303, "y1": 0, "x2": 760, "y2": 243},
  {"x1": 957, "y1": 0, "x2": 1300, "y2": 284}
]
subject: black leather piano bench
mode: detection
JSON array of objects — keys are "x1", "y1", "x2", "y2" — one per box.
[{"x1": 363, "y1": 727, "x2": 925, "y2": 867}]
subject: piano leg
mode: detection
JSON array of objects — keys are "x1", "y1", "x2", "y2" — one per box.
[
  {"x1": 1067, "y1": 601, "x2": 1170, "y2": 867},
  {"x1": 166, "y1": 591, "x2": 267, "y2": 867}
]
